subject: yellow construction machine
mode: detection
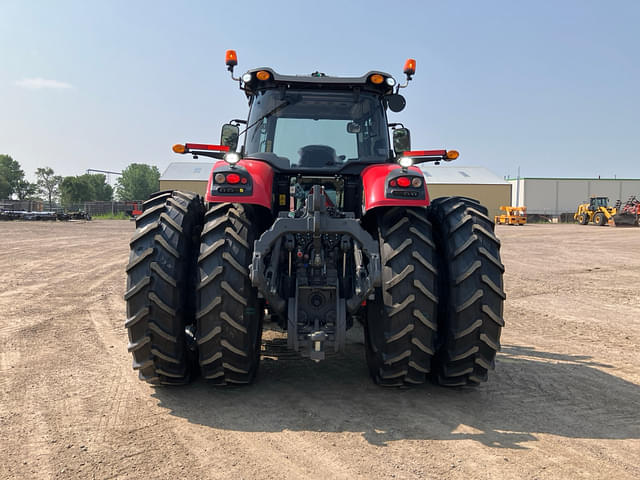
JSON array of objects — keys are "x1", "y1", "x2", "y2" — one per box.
[
  {"x1": 495, "y1": 205, "x2": 527, "y2": 225},
  {"x1": 574, "y1": 196, "x2": 617, "y2": 226}
]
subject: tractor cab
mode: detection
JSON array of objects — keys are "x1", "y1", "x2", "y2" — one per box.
[{"x1": 220, "y1": 65, "x2": 415, "y2": 173}]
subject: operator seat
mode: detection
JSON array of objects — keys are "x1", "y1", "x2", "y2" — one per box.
[{"x1": 298, "y1": 145, "x2": 338, "y2": 167}]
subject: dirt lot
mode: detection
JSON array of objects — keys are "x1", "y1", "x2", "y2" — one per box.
[{"x1": 0, "y1": 220, "x2": 638, "y2": 479}]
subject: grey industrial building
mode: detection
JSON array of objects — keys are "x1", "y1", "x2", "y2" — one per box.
[{"x1": 508, "y1": 177, "x2": 640, "y2": 215}]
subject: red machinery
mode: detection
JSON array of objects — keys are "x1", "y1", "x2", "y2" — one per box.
[
  {"x1": 124, "y1": 52, "x2": 505, "y2": 388},
  {"x1": 613, "y1": 196, "x2": 640, "y2": 226}
]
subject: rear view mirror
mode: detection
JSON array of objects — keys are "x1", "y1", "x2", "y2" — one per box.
[
  {"x1": 346, "y1": 122, "x2": 361, "y2": 134},
  {"x1": 393, "y1": 128, "x2": 411, "y2": 154},
  {"x1": 385, "y1": 94, "x2": 406, "y2": 112},
  {"x1": 220, "y1": 123, "x2": 240, "y2": 151}
]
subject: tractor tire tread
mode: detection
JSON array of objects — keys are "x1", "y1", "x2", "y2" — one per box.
[
  {"x1": 366, "y1": 207, "x2": 439, "y2": 386},
  {"x1": 428, "y1": 196, "x2": 504, "y2": 387},
  {"x1": 125, "y1": 190, "x2": 203, "y2": 385},
  {"x1": 197, "y1": 203, "x2": 262, "y2": 386}
]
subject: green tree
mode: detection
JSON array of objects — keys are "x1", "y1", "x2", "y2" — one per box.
[
  {"x1": 0, "y1": 154, "x2": 27, "y2": 199},
  {"x1": 0, "y1": 176, "x2": 10, "y2": 199},
  {"x1": 36, "y1": 167, "x2": 63, "y2": 208},
  {"x1": 60, "y1": 173, "x2": 114, "y2": 205},
  {"x1": 84, "y1": 174, "x2": 113, "y2": 201},
  {"x1": 15, "y1": 179, "x2": 38, "y2": 200},
  {"x1": 61, "y1": 176, "x2": 92, "y2": 205},
  {"x1": 116, "y1": 163, "x2": 160, "y2": 201}
]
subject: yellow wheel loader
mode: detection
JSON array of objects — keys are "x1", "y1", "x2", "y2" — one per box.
[{"x1": 574, "y1": 197, "x2": 617, "y2": 226}]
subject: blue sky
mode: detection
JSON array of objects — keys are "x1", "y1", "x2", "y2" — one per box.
[{"x1": 1, "y1": 0, "x2": 638, "y2": 182}]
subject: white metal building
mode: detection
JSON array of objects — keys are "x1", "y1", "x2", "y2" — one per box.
[{"x1": 508, "y1": 177, "x2": 640, "y2": 215}]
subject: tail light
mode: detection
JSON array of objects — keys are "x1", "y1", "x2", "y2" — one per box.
[
  {"x1": 397, "y1": 177, "x2": 411, "y2": 187},
  {"x1": 389, "y1": 175, "x2": 422, "y2": 189},
  {"x1": 386, "y1": 172, "x2": 426, "y2": 199},
  {"x1": 211, "y1": 169, "x2": 253, "y2": 196},
  {"x1": 226, "y1": 173, "x2": 240, "y2": 184}
]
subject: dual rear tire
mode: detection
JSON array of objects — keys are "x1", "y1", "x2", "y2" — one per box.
[
  {"x1": 125, "y1": 194, "x2": 262, "y2": 386},
  {"x1": 365, "y1": 197, "x2": 505, "y2": 387}
]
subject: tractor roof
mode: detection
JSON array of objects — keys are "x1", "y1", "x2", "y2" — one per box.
[{"x1": 241, "y1": 67, "x2": 396, "y2": 97}]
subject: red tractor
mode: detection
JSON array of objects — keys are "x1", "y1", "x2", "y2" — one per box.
[{"x1": 125, "y1": 52, "x2": 505, "y2": 387}]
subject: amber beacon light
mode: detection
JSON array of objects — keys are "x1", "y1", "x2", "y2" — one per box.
[
  {"x1": 403, "y1": 58, "x2": 416, "y2": 76},
  {"x1": 225, "y1": 50, "x2": 238, "y2": 67}
]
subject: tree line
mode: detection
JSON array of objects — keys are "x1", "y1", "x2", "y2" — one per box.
[{"x1": 0, "y1": 154, "x2": 161, "y2": 206}]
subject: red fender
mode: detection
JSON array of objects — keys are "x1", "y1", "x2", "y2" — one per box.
[
  {"x1": 205, "y1": 159, "x2": 273, "y2": 210},
  {"x1": 361, "y1": 164, "x2": 430, "y2": 213}
]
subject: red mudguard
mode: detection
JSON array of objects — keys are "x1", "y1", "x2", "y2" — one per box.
[
  {"x1": 361, "y1": 164, "x2": 430, "y2": 213},
  {"x1": 205, "y1": 160, "x2": 274, "y2": 210}
]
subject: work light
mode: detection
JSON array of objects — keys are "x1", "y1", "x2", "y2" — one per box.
[{"x1": 224, "y1": 152, "x2": 241, "y2": 165}]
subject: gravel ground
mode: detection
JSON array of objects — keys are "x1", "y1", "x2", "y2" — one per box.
[{"x1": 0, "y1": 220, "x2": 638, "y2": 479}]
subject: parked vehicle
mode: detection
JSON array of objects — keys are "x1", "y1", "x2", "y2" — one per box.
[
  {"x1": 495, "y1": 206, "x2": 527, "y2": 225},
  {"x1": 575, "y1": 196, "x2": 616, "y2": 226},
  {"x1": 125, "y1": 52, "x2": 505, "y2": 387}
]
